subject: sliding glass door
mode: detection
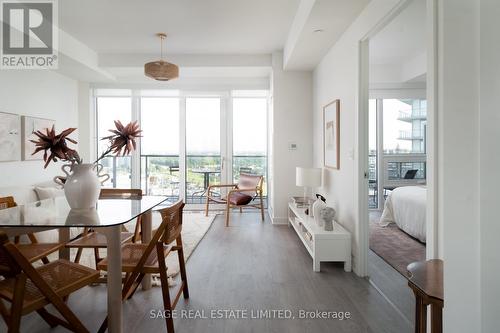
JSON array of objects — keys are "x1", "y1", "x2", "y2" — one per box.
[
  {"x1": 96, "y1": 96, "x2": 132, "y2": 188},
  {"x1": 185, "y1": 97, "x2": 222, "y2": 204},
  {"x1": 140, "y1": 97, "x2": 180, "y2": 199},
  {"x1": 232, "y1": 97, "x2": 267, "y2": 197}
]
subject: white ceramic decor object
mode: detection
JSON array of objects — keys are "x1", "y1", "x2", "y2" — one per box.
[
  {"x1": 63, "y1": 163, "x2": 101, "y2": 209},
  {"x1": 94, "y1": 163, "x2": 111, "y2": 185},
  {"x1": 320, "y1": 207, "x2": 336, "y2": 231},
  {"x1": 312, "y1": 199, "x2": 327, "y2": 227}
]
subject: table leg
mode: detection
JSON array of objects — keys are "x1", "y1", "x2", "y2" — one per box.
[
  {"x1": 141, "y1": 210, "x2": 152, "y2": 290},
  {"x1": 58, "y1": 228, "x2": 70, "y2": 260},
  {"x1": 100, "y1": 225, "x2": 123, "y2": 333},
  {"x1": 313, "y1": 258, "x2": 320, "y2": 272},
  {"x1": 344, "y1": 256, "x2": 352, "y2": 272},
  {"x1": 204, "y1": 173, "x2": 209, "y2": 190},
  {"x1": 431, "y1": 304, "x2": 442, "y2": 333},
  {"x1": 415, "y1": 295, "x2": 427, "y2": 333}
]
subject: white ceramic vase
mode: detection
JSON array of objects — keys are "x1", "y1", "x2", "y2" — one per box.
[
  {"x1": 64, "y1": 163, "x2": 101, "y2": 209},
  {"x1": 312, "y1": 198, "x2": 327, "y2": 227}
]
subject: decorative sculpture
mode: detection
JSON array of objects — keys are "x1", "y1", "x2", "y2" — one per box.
[{"x1": 319, "y1": 207, "x2": 336, "y2": 231}]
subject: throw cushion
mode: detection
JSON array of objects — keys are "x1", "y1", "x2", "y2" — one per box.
[
  {"x1": 228, "y1": 192, "x2": 253, "y2": 206},
  {"x1": 34, "y1": 186, "x2": 64, "y2": 200}
]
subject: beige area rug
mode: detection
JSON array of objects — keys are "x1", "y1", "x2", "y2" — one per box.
[
  {"x1": 369, "y1": 215, "x2": 425, "y2": 276},
  {"x1": 46, "y1": 212, "x2": 216, "y2": 284}
]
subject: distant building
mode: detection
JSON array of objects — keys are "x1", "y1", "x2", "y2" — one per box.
[{"x1": 397, "y1": 99, "x2": 427, "y2": 153}]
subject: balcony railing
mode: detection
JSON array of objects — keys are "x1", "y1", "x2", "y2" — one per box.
[
  {"x1": 398, "y1": 130, "x2": 424, "y2": 140},
  {"x1": 397, "y1": 108, "x2": 427, "y2": 122},
  {"x1": 140, "y1": 154, "x2": 267, "y2": 204}
]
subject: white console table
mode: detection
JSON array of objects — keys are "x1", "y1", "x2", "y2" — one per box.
[{"x1": 288, "y1": 201, "x2": 351, "y2": 272}]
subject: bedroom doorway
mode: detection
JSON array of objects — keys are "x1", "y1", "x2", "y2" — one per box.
[
  {"x1": 357, "y1": 0, "x2": 437, "y2": 322},
  {"x1": 367, "y1": 97, "x2": 427, "y2": 275}
]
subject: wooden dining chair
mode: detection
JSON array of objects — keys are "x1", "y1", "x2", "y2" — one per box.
[
  {"x1": 97, "y1": 200, "x2": 188, "y2": 333},
  {"x1": 65, "y1": 189, "x2": 143, "y2": 269},
  {"x1": 0, "y1": 196, "x2": 64, "y2": 265},
  {"x1": 205, "y1": 173, "x2": 265, "y2": 226},
  {"x1": 0, "y1": 231, "x2": 100, "y2": 333}
]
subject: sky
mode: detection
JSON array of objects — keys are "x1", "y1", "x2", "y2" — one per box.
[{"x1": 369, "y1": 99, "x2": 416, "y2": 153}]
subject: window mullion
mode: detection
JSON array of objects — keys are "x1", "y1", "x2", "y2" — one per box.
[{"x1": 131, "y1": 91, "x2": 141, "y2": 189}]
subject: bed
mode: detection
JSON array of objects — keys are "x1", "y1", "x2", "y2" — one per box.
[{"x1": 379, "y1": 185, "x2": 427, "y2": 243}]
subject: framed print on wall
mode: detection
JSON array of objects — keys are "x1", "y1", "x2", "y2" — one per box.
[
  {"x1": 323, "y1": 99, "x2": 340, "y2": 169},
  {"x1": 21, "y1": 116, "x2": 56, "y2": 161},
  {"x1": 0, "y1": 112, "x2": 21, "y2": 162}
]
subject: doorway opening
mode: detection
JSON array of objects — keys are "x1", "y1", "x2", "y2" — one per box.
[{"x1": 358, "y1": 0, "x2": 437, "y2": 323}]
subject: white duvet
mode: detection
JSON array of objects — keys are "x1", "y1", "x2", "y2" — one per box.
[{"x1": 379, "y1": 186, "x2": 427, "y2": 243}]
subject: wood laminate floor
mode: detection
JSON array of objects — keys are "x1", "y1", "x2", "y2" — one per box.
[{"x1": 3, "y1": 212, "x2": 412, "y2": 333}]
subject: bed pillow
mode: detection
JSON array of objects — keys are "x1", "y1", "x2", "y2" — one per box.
[{"x1": 34, "y1": 186, "x2": 64, "y2": 200}]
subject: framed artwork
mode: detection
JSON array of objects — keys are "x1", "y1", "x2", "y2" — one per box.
[
  {"x1": 22, "y1": 116, "x2": 55, "y2": 161},
  {"x1": 323, "y1": 99, "x2": 340, "y2": 169},
  {"x1": 0, "y1": 112, "x2": 21, "y2": 162}
]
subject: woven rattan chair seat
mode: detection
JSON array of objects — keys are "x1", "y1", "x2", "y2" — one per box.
[
  {"x1": 0, "y1": 259, "x2": 99, "y2": 314},
  {"x1": 66, "y1": 231, "x2": 134, "y2": 249},
  {"x1": 16, "y1": 243, "x2": 64, "y2": 263},
  {"x1": 97, "y1": 243, "x2": 172, "y2": 274}
]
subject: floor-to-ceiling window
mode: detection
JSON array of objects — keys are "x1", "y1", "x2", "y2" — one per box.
[
  {"x1": 382, "y1": 99, "x2": 427, "y2": 181},
  {"x1": 232, "y1": 96, "x2": 267, "y2": 197},
  {"x1": 367, "y1": 98, "x2": 427, "y2": 210},
  {"x1": 368, "y1": 99, "x2": 378, "y2": 208},
  {"x1": 185, "y1": 97, "x2": 222, "y2": 204},
  {"x1": 140, "y1": 97, "x2": 180, "y2": 199},
  {"x1": 94, "y1": 89, "x2": 268, "y2": 208},
  {"x1": 96, "y1": 95, "x2": 132, "y2": 188}
]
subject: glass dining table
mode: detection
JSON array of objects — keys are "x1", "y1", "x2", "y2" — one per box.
[{"x1": 0, "y1": 195, "x2": 170, "y2": 333}]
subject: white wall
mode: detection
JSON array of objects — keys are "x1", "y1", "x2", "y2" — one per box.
[
  {"x1": 479, "y1": 1, "x2": 500, "y2": 331},
  {"x1": 0, "y1": 71, "x2": 78, "y2": 187},
  {"x1": 268, "y1": 52, "x2": 313, "y2": 223},
  {"x1": 77, "y1": 81, "x2": 92, "y2": 162},
  {"x1": 439, "y1": 0, "x2": 500, "y2": 331},
  {"x1": 438, "y1": 0, "x2": 481, "y2": 331},
  {"x1": 312, "y1": 0, "x2": 400, "y2": 275}
]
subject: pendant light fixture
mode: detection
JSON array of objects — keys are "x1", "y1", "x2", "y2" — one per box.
[{"x1": 144, "y1": 33, "x2": 179, "y2": 81}]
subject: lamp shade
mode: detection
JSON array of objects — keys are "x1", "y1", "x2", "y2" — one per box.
[{"x1": 296, "y1": 167, "x2": 322, "y2": 187}]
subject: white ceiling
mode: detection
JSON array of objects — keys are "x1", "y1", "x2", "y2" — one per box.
[
  {"x1": 284, "y1": 0, "x2": 370, "y2": 70},
  {"x1": 370, "y1": 0, "x2": 426, "y2": 66},
  {"x1": 59, "y1": 0, "x2": 300, "y2": 55},
  {"x1": 369, "y1": 0, "x2": 426, "y2": 84},
  {"x1": 55, "y1": 0, "x2": 377, "y2": 82}
]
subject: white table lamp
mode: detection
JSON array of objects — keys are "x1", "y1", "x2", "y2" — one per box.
[{"x1": 296, "y1": 167, "x2": 322, "y2": 200}]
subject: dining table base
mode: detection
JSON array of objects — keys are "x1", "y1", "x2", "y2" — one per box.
[{"x1": 99, "y1": 225, "x2": 123, "y2": 333}]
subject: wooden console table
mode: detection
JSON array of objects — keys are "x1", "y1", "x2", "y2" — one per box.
[
  {"x1": 407, "y1": 259, "x2": 444, "y2": 333},
  {"x1": 288, "y1": 201, "x2": 351, "y2": 272}
]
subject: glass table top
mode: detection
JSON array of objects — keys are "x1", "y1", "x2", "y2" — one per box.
[{"x1": 0, "y1": 196, "x2": 170, "y2": 228}]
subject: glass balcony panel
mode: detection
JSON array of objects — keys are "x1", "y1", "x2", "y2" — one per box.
[
  {"x1": 387, "y1": 162, "x2": 426, "y2": 180},
  {"x1": 233, "y1": 156, "x2": 267, "y2": 197},
  {"x1": 100, "y1": 156, "x2": 132, "y2": 188},
  {"x1": 141, "y1": 156, "x2": 180, "y2": 199},
  {"x1": 186, "y1": 156, "x2": 221, "y2": 204}
]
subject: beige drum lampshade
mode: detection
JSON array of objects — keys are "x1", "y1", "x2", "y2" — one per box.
[{"x1": 296, "y1": 167, "x2": 322, "y2": 187}]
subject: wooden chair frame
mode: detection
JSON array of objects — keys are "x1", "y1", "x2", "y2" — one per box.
[
  {"x1": 0, "y1": 196, "x2": 63, "y2": 265},
  {"x1": 0, "y1": 232, "x2": 99, "y2": 333},
  {"x1": 205, "y1": 175, "x2": 264, "y2": 226},
  {"x1": 66, "y1": 189, "x2": 143, "y2": 270},
  {"x1": 97, "y1": 200, "x2": 188, "y2": 333}
]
